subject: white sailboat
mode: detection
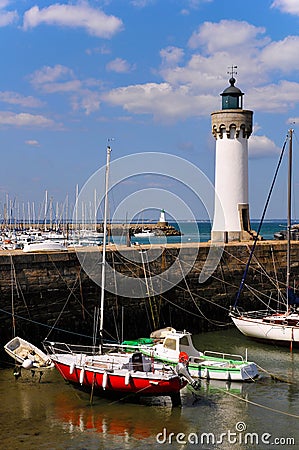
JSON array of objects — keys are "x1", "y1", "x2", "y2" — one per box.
[
  {"x1": 23, "y1": 239, "x2": 68, "y2": 253},
  {"x1": 43, "y1": 144, "x2": 194, "y2": 404},
  {"x1": 230, "y1": 129, "x2": 299, "y2": 347}
]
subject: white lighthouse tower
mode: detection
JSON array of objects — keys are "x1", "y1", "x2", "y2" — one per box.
[{"x1": 211, "y1": 69, "x2": 254, "y2": 242}]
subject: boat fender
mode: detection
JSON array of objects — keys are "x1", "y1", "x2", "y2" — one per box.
[
  {"x1": 226, "y1": 371, "x2": 231, "y2": 381},
  {"x1": 22, "y1": 358, "x2": 34, "y2": 370},
  {"x1": 79, "y1": 367, "x2": 85, "y2": 385},
  {"x1": 125, "y1": 371, "x2": 131, "y2": 385},
  {"x1": 70, "y1": 363, "x2": 75, "y2": 375},
  {"x1": 102, "y1": 371, "x2": 108, "y2": 390}
]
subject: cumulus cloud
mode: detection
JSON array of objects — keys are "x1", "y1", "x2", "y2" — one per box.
[
  {"x1": 271, "y1": 0, "x2": 299, "y2": 15},
  {"x1": 23, "y1": 3, "x2": 123, "y2": 38},
  {"x1": 188, "y1": 20, "x2": 267, "y2": 53},
  {"x1": 0, "y1": 0, "x2": 17, "y2": 26},
  {"x1": 0, "y1": 91, "x2": 43, "y2": 107},
  {"x1": 103, "y1": 82, "x2": 216, "y2": 120},
  {"x1": 249, "y1": 134, "x2": 281, "y2": 158},
  {"x1": 25, "y1": 139, "x2": 40, "y2": 147},
  {"x1": 106, "y1": 58, "x2": 134, "y2": 73},
  {"x1": 30, "y1": 64, "x2": 100, "y2": 115},
  {"x1": 130, "y1": 0, "x2": 155, "y2": 7},
  {"x1": 103, "y1": 18, "x2": 299, "y2": 127},
  {"x1": 260, "y1": 36, "x2": 299, "y2": 72},
  {"x1": 160, "y1": 46, "x2": 185, "y2": 67},
  {"x1": 0, "y1": 111, "x2": 55, "y2": 127},
  {"x1": 71, "y1": 90, "x2": 101, "y2": 115},
  {"x1": 247, "y1": 81, "x2": 299, "y2": 112},
  {"x1": 30, "y1": 65, "x2": 74, "y2": 85}
]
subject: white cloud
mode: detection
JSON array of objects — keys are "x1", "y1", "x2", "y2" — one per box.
[
  {"x1": 106, "y1": 58, "x2": 134, "y2": 73},
  {"x1": 106, "y1": 18, "x2": 299, "y2": 123},
  {"x1": 249, "y1": 135, "x2": 281, "y2": 158},
  {"x1": 288, "y1": 116, "x2": 299, "y2": 125},
  {"x1": 188, "y1": 20, "x2": 267, "y2": 53},
  {"x1": 103, "y1": 82, "x2": 216, "y2": 120},
  {"x1": 160, "y1": 46, "x2": 185, "y2": 66},
  {"x1": 271, "y1": 0, "x2": 299, "y2": 15},
  {"x1": 0, "y1": 1, "x2": 17, "y2": 26},
  {"x1": 130, "y1": 0, "x2": 155, "y2": 7},
  {"x1": 260, "y1": 36, "x2": 299, "y2": 72},
  {"x1": 25, "y1": 139, "x2": 40, "y2": 147},
  {"x1": 247, "y1": 81, "x2": 299, "y2": 112},
  {"x1": 30, "y1": 65, "x2": 74, "y2": 85},
  {"x1": 0, "y1": 111, "x2": 55, "y2": 127},
  {"x1": 30, "y1": 65, "x2": 82, "y2": 93},
  {"x1": 23, "y1": 3, "x2": 123, "y2": 38},
  {"x1": 0, "y1": 9, "x2": 17, "y2": 26},
  {"x1": 0, "y1": 91, "x2": 43, "y2": 107},
  {"x1": 71, "y1": 90, "x2": 101, "y2": 115},
  {"x1": 30, "y1": 64, "x2": 101, "y2": 115}
]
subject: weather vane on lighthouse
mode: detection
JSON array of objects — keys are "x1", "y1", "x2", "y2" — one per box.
[{"x1": 227, "y1": 65, "x2": 237, "y2": 78}]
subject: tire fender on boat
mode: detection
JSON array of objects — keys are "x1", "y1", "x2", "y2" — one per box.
[
  {"x1": 79, "y1": 367, "x2": 85, "y2": 384},
  {"x1": 70, "y1": 362, "x2": 75, "y2": 375},
  {"x1": 102, "y1": 371, "x2": 108, "y2": 390}
]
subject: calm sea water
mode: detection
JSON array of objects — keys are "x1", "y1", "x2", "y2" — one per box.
[
  {"x1": 125, "y1": 220, "x2": 287, "y2": 245},
  {"x1": 1, "y1": 328, "x2": 298, "y2": 450}
]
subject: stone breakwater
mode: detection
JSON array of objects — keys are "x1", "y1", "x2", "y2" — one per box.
[{"x1": 0, "y1": 240, "x2": 296, "y2": 365}]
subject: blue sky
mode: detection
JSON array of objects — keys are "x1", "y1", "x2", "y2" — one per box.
[{"x1": 1, "y1": 0, "x2": 299, "y2": 223}]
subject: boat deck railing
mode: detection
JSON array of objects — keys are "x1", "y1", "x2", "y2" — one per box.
[
  {"x1": 238, "y1": 309, "x2": 286, "y2": 319},
  {"x1": 43, "y1": 340, "x2": 101, "y2": 356},
  {"x1": 203, "y1": 350, "x2": 244, "y2": 362}
]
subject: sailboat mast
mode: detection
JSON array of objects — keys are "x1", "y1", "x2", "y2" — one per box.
[
  {"x1": 99, "y1": 145, "x2": 112, "y2": 349},
  {"x1": 286, "y1": 128, "x2": 293, "y2": 308}
]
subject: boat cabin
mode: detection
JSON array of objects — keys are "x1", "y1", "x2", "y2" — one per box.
[{"x1": 160, "y1": 332, "x2": 203, "y2": 360}]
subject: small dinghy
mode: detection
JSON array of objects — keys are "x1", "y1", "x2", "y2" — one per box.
[{"x1": 4, "y1": 336, "x2": 54, "y2": 370}]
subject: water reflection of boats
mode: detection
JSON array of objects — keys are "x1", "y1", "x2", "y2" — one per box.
[{"x1": 53, "y1": 391, "x2": 183, "y2": 440}]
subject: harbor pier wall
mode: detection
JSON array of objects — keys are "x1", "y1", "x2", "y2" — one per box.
[{"x1": 0, "y1": 241, "x2": 296, "y2": 364}]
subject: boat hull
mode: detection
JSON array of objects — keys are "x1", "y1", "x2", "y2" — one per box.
[
  {"x1": 231, "y1": 315, "x2": 299, "y2": 345},
  {"x1": 53, "y1": 359, "x2": 183, "y2": 396},
  {"x1": 140, "y1": 350, "x2": 258, "y2": 382},
  {"x1": 4, "y1": 336, "x2": 54, "y2": 370}
]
